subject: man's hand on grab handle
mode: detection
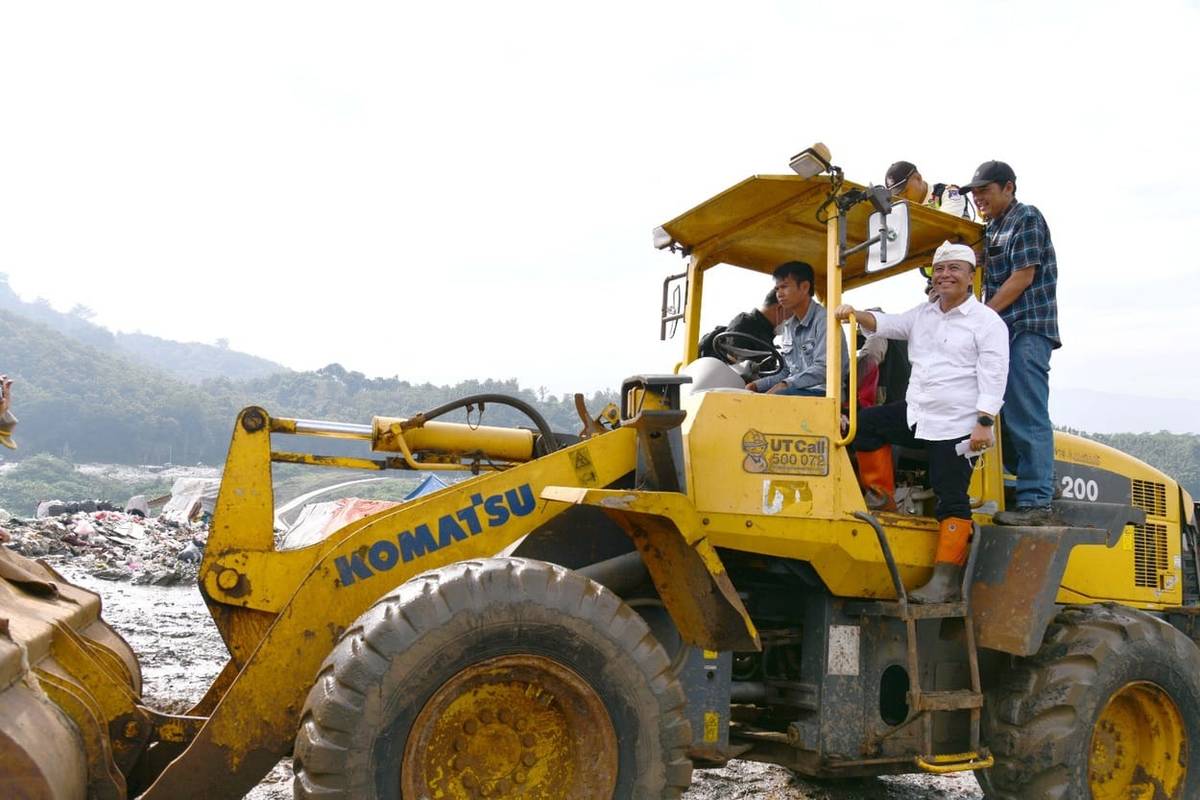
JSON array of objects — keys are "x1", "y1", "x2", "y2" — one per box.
[{"x1": 834, "y1": 305, "x2": 877, "y2": 331}]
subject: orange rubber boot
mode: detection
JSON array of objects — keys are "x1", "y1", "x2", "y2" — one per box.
[
  {"x1": 910, "y1": 517, "x2": 972, "y2": 604},
  {"x1": 855, "y1": 446, "x2": 896, "y2": 512}
]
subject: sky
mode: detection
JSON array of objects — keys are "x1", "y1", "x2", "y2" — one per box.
[{"x1": 2, "y1": 1, "x2": 1198, "y2": 411}]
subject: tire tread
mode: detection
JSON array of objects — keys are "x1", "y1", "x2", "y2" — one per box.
[
  {"x1": 980, "y1": 603, "x2": 1200, "y2": 799},
  {"x1": 293, "y1": 557, "x2": 693, "y2": 799}
]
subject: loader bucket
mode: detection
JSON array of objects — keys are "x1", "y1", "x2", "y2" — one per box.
[{"x1": 0, "y1": 548, "x2": 147, "y2": 799}]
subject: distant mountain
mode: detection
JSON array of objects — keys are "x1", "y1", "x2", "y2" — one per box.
[
  {"x1": 1051, "y1": 387, "x2": 1198, "y2": 435},
  {"x1": 0, "y1": 309, "x2": 613, "y2": 467},
  {"x1": 113, "y1": 331, "x2": 287, "y2": 383},
  {"x1": 0, "y1": 308, "x2": 235, "y2": 464},
  {"x1": 0, "y1": 274, "x2": 288, "y2": 383}
]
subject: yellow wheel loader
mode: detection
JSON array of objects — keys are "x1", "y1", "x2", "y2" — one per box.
[{"x1": 3, "y1": 151, "x2": 1198, "y2": 800}]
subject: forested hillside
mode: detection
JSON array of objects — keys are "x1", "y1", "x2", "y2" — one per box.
[
  {"x1": 0, "y1": 309, "x2": 235, "y2": 463},
  {"x1": 0, "y1": 310, "x2": 615, "y2": 465},
  {"x1": 1078, "y1": 431, "x2": 1200, "y2": 501},
  {"x1": 0, "y1": 274, "x2": 287, "y2": 382}
]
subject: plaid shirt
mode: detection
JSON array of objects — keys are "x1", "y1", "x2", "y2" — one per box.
[{"x1": 983, "y1": 200, "x2": 1061, "y2": 348}]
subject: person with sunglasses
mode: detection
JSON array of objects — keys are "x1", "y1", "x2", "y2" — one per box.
[
  {"x1": 884, "y1": 161, "x2": 969, "y2": 218},
  {"x1": 961, "y1": 160, "x2": 1061, "y2": 526}
]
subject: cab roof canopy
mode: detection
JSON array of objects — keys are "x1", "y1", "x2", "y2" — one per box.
[{"x1": 657, "y1": 174, "x2": 984, "y2": 291}]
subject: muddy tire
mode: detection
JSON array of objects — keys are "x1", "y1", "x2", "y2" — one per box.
[
  {"x1": 979, "y1": 604, "x2": 1200, "y2": 799},
  {"x1": 293, "y1": 557, "x2": 693, "y2": 799}
]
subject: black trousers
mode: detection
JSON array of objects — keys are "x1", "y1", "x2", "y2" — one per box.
[{"x1": 854, "y1": 401, "x2": 972, "y2": 521}]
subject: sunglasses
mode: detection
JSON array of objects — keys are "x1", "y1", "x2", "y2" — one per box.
[{"x1": 886, "y1": 166, "x2": 917, "y2": 193}]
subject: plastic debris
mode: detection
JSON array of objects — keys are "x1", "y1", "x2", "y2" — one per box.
[{"x1": 2, "y1": 508, "x2": 208, "y2": 584}]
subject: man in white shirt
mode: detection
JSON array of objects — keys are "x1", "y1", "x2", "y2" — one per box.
[{"x1": 835, "y1": 242, "x2": 1009, "y2": 603}]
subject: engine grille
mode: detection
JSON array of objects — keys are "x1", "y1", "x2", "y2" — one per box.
[
  {"x1": 1134, "y1": 522, "x2": 1169, "y2": 588},
  {"x1": 1131, "y1": 479, "x2": 1168, "y2": 518}
]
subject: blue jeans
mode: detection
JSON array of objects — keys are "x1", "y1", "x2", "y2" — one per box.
[
  {"x1": 778, "y1": 385, "x2": 825, "y2": 397},
  {"x1": 1002, "y1": 332, "x2": 1054, "y2": 507}
]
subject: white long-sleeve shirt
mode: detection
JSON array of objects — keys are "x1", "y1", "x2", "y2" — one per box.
[{"x1": 873, "y1": 295, "x2": 1009, "y2": 441}]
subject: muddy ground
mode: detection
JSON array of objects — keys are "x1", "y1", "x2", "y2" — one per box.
[{"x1": 66, "y1": 571, "x2": 983, "y2": 799}]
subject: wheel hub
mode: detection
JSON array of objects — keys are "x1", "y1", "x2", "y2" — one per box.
[
  {"x1": 401, "y1": 654, "x2": 618, "y2": 798},
  {"x1": 1089, "y1": 681, "x2": 1186, "y2": 799}
]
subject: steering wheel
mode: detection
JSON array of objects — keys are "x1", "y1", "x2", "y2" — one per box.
[{"x1": 711, "y1": 330, "x2": 785, "y2": 378}]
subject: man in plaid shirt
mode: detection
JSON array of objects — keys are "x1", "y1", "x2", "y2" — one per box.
[{"x1": 963, "y1": 161, "x2": 1060, "y2": 525}]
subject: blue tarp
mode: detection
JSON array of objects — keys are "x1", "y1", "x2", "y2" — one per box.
[{"x1": 403, "y1": 473, "x2": 450, "y2": 500}]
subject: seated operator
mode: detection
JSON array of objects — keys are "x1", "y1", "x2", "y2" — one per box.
[
  {"x1": 747, "y1": 261, "x2": 848, "y2": 397},
  {"x1": 835, "y1": 242, "x2": 1009, "y2": 603},
  {"x1": 885, "y1": 161, "x2": 968, "y2": 219},
  {"x1": 698, "y1": 289, "x2": 787, "y2": 361}
]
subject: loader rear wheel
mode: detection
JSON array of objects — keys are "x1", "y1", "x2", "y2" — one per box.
[
  {"x1": 978, "y1": 604, "x2": 1200, "y2": 800},
  {"x1": 293, "y1": 557, "x2": 693, "y2": 800}
]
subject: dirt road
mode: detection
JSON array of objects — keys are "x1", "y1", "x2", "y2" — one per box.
[{"x1": 69, "y1": 572, "x2": 982, "y2": 799}]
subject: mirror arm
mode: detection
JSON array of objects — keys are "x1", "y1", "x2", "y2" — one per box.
[
  {"x1": 841, "y1": 225, "x2": 895, "y2": 262},
  {"x1": 835, "y1": 185, "x2": 896, "y2": 266}
]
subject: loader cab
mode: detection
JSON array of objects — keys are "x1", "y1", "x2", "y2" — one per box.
[{"x1": 652, "y1": 166, "x2": 1004, "y2": 551}]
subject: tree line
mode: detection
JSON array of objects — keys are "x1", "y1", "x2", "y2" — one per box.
[{"x1": 0, "y1": 309, "x2": 615, "y2": 466}]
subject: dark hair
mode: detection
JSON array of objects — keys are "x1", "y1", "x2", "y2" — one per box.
[
  {"x1": 885, "y1": 160, "x2": 918, "y2": 190},
  {"x1": 762, "y1": 288, "x2": 779, "y2": 307},
  {"x1": 772, "y1": 261, "x2": 815, "y2": 297}
]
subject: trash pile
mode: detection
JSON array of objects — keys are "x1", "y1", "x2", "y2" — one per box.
[{"x1": 0, "y1": 506, "x2": 208, "y2": 586}]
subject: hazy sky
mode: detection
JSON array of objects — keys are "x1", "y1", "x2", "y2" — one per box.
[{"x1": 2, "y1": 1, "x2": 1197, "y2": 399}]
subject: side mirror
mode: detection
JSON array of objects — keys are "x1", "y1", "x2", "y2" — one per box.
[{"x1": 866, "y1": 202, "x2": 909, "y2": 273}]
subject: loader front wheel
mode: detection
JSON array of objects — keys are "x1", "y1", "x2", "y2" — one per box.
[
  {"x1": 979, "y1": 604, "x2": 1200, "y2": 800},
  {"x1": 293, "y1": 557, "x2": 693, "y2": 800}
]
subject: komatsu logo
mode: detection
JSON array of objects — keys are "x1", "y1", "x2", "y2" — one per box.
[{"x1": 333, "y1": 484, "x2": 536, "y2": 588}]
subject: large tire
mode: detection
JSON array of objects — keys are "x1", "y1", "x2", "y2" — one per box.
[
  {"x1": 293, "y1": 557, "x2": 693, "y2": 799},
  {"x1": 979, "y1": 604, "x2": 1200, "y2": 799}
]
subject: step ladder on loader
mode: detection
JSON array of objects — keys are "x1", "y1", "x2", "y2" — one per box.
[{"x1": 849, "y1": 511, "x2": 994, "y2": 775}]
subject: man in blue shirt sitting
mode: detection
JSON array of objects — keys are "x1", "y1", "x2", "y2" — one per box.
[{"x1": 745, "y1": 261, "x2": 848, "y2": 397}]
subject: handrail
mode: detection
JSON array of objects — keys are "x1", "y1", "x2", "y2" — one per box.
[{"x1": 836, "y1": 312, "x2": 858, "y2": 447}]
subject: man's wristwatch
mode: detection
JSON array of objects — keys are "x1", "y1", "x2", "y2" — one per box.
[{"x1": 977, "y1": 415, "x2": 994, "y2": 427}]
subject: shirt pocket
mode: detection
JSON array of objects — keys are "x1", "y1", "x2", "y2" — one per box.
[
  {"x1": 798, "y1": 339, "x2": 816, "y2": 368},
  {"x1": 941, "y1": 326, "x2": 978, "y2": 368}
]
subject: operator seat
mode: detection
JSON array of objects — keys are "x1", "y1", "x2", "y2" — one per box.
[{"x1": 679, "y1": 357, "x2": 752, "y2": 397}]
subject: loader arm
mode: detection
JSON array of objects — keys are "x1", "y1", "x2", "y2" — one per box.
[{"x1": 139, "y1": 416, "x2": 637, "y2": 799}]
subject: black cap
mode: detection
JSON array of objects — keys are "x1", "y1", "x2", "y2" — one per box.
[
  {"x1": 961, "y1": 160, "x2": 1016, "y2": 192},
  {"x1": 885, "y1": 160, "x2": 917, "y2": 191},
  {"x1": 763, "y1": 288, "x2": 779, "y2": 306}
]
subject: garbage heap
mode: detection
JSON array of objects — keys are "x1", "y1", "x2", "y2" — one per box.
[{"x1": 0, "y1": 507, "x2": 208, "y2": 586}]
